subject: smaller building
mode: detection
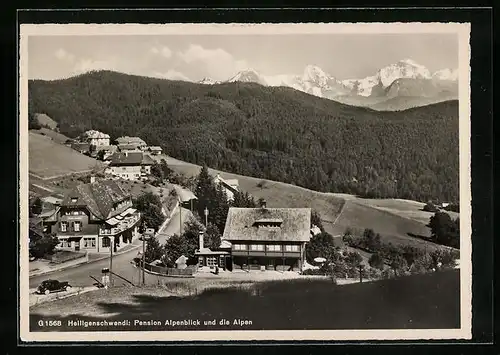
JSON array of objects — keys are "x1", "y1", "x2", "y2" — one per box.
[
  {"x1": 118, "y1": 143, "x2": 142, "y2": 153},
  {"x1": 148, "y1": 146, "x2": 163, "y2": 155},
  {"x1": 71, "y1": 142, "x2": 90, "y2": 154},
  {"x1": 214, "y1": 174, "x2": 239, "y2": 202},
  {"x1": 105, "y1": 151, "x2": 154, "y2": 181},
  {"x1": 195, "y1": 231, "x2": 231, "y2": 272},
  {"x1": 82, "y1": 130, "x2": 111, "y2": 147},
  {"x1": 116, "y1": 136, "x2": 148, "y2": 151}
]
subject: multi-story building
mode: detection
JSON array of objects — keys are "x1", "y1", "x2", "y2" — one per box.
[
  {"x1": 55, "y1": 180, "x2": 141, "y2": 253},
  {"x1": 82, "y1": 130, "x2": 111, "y2": 147},
  {"x1": 196, "y1": 200, "x2": 312, "y2": 272},
  {"x1": 105, "y1": 151, "x2": 155, "y2": 181}
]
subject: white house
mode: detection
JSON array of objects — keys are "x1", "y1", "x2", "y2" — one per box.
[
  {"x1": 213, "y1": 174, "x2": 239, "y2": 202},
  {"x1": 105, "y1": 151, "x2": 155, "y2": 181},
  {"x1": 82, "y1": 130, "x2": 110, "y2": 147}
]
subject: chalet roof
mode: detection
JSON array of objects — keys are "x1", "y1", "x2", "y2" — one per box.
[
  {"x1": 222, "y1": 207, "x2": 311, "y2": 242},
  {"x1": 108, "y1": 152, "x2": 144, "y2": 166},
  {"x1": 95, "y1": 145, "x2": 117, "y2": 152},
  {"x1": 149, "y1": 146, "x2": 162, "y2": 151},
  {"x1": 60, "y1": 180, "x2": 130, "y2": 220},
  {"x1": 84, "y1": 130, "x2": 110, "y2": 139},
  {"x1": 214, "y1": 174, "x2": 239, "y2": 192},
  {"x1": 29, "y1": 217, "x2": 44, "y2": 237},
  {"x1": 142, "y1": 154, "x2": 155, "y2": 166},
  {"x1": 116, "y1": 136, "x2": 147, "y2": 145},
  {"x1": 172, "y1": 184, "x2": 197, "y2": 202}
]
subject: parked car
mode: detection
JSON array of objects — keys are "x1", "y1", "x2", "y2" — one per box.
[{"x1": 36, "y1": 280, "x2": 72, "y2": 295}]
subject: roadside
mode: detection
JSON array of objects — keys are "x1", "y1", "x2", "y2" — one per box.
[{"x1": 29, "y1": 286, "x2": 99, "y2": 307}]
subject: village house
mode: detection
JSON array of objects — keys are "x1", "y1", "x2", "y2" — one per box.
[
  {"x1": 92, "y1": 145, "x2": 118, "y2": 160},
  {"x1": 213, "y1": 174, "x2": 239, "y2": 202},
  {"x1": 148, "y1": 146, "x2": 163, "y2": 156},
  {"x1": 105, "y1": 151, "x2": 155, "y2": 181},
  {"x1": 115, "y1": 136, "x2": 148, "y2": 151},
  {"x1": 54, "y1": 179, "x2": 141, "y2": 253},
  {"x1": 196, "y1": 200, "x2": 312, "y2": 272},
  {"x1": 82, "y1": 130, "x2": 111, "y2": 147}
]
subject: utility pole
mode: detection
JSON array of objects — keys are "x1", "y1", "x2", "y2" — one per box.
[
  {"x1": 142, "y1": 224, "x2": 146, "y2": 286},
  {"x1": 109, "y1": 237, "x2": 113, "y2": 287},
  {"x1": 179, "y1": 198, "x2": 183, "y2": 235},
  {"x1": 204, "y1": 207, "x2": 209, "y2": 227}
]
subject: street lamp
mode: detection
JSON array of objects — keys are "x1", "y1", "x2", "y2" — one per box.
[{"x1": 204, "y1": 207, "x2": 209, "y2": 227}]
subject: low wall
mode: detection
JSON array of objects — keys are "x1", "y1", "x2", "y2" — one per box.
[{"x1": 139, "y1": 261, "x2": 194, "y2": 277}]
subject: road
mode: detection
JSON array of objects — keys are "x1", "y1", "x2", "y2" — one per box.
[{"x1": 29, "y1": 207, "x2": 193, "y2": 288}]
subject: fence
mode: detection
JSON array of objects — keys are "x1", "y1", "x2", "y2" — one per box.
[{"x1": 140, "y1": 261, "x2": 194, "y2": 277}]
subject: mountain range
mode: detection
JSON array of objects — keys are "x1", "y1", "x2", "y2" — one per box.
[{"x1": 196, "y1": 59, "x2": 459, "y2": 111}]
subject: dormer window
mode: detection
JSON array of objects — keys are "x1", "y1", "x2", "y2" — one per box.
[
  {"x1": 254, "y1": 218, "x2": 283, "y2": 229},
  {"x1": 71, "y1": 197, "x2": 78, "y2": 203}
]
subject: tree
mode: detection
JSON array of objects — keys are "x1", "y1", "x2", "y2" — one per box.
[
  {"x1": 30, "y1": 233, "x2": 59, "y2": 259},
  {"x1": 150, "y1": 162, "x2": 164, "y2": 181},
  {"x1": 205, "y1": 222, "x2": 222, "y2": 250},
  {"x1": 390, "y1": 255, "x2": 408, "y2": 277},
  {"x1": 363, "y1": 228, "x2": 381, "y2": 251},
  {"x1": 163, "y1": 234, "x2": 191, "y2": 267},
  {"x1": 160, "y1": 159, "x2": 173, "y2": 179},
  {"x1": 368, "y1": 252, "x2": 385, "y2": 270},
  {"x1": 30, "y1": 197, "x2": 43, "y2": 216},
  {"x1": 144, "y1": 236, "x2": 164, "y2": 263},
  {"x1": 428, "y1": 211, "x2": 460, "y2": 248},
  {"x1": 133, "y1": 192, "x2": 165, "y2": 231},
  {"x1": 344, "y1": 251, "x2": 363, "y2": 274},
  {"x1": 306, "y1": 232, "x2": 336, "y2": 263},
  {"x1": 311, "y1": 209, "x2": 324, "y2": 232},
  {"x1": 96, "y1": 150, "x2": 106, "y2": 161}
]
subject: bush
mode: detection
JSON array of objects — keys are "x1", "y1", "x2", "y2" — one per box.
[
  {"x1": 423, "y1": 202, "x2": 439, "y2": 212},
  {"x1": 256, "y1": 180, "x2": 267, "y2": 188}
]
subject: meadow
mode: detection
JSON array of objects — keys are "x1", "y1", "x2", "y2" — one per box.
[{"x1": 30, "y1": 269, "x2": 460, "y2": 331}]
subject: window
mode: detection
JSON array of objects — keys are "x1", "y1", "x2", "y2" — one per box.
[
  {"x1": 207, "y1": 257, "x2": 217, "y2": 267},
  {"x1": 198, "y1": 257, "x2": 204, "y2": 266},
  {"x1": 71, "y1": 197, "x2": 78, "y2": 203},
  {"x1": 73, "y1": 221, "x2": 81, "y2": 232},
  {"x1": 251, "y1": 244, "x2": 264, "y2": 251},
  {"x1": 102, "y1": 237, "x2": 111, "y2": 248},
  {"x1": 285, "y1": 245, "x2": 299, "y2": 252},
  {"x1": 267, "y1": 244, "x2": 281, "y2": 252},
  {"x1": 234, "y1": 244, "x2": 246, "y2": 251},
  {"x1": 72, "y1": 210, "x2": 79, "y2": 216},
  {"x1": 59, "y1": 238, "x2": 70, "y2": 248},
  {"x1": 60, "y1": 222, "x2": 68, "y2": 232},
  {"x1": 83, "y1": 238, "x2": 96, "y2": 248}
]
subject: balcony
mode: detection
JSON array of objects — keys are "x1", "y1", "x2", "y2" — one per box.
[{"x1": 99, "y1": 213, "x2": 141, "y2": 236}]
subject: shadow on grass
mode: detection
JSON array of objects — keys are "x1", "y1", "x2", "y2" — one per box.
[{"x1": 30, "y1": 269, "x2": 460, "y2": 332}]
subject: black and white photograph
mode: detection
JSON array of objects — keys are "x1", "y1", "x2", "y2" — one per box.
[{"x1": 19, "y1": 22, "x2": 471, "y2": 342}]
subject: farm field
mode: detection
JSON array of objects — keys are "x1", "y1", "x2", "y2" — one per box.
[
  {"x1": 30, "y1": 269, "x2": 460, "y2": 331},
  {"x1": 29, "y1": 131, "x2": 103, "y2": 179}
]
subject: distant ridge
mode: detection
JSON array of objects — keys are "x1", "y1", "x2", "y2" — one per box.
[{"x1": 29, "y1": 70, "x2": 459, "y2": 203}]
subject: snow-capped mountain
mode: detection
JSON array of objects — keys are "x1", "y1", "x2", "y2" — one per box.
[
  {"x1": 227, "y1": 69, "x2": 268, "y2": 86},
  {"x1": 342, "y1": 59, "x2": 433, "y2": 97},
  {"x1": 432, "y1": 68, "x2": 459, "y2": 81},
  {"x1": 198, "y1": 77, "x2": 221, "y2": 85},
  {"x1": 197, "y1": 59, "x2": 458, "y2": 110}
]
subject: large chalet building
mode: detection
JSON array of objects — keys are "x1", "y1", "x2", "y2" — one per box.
[
  {"x1": 82, "y1": 130, "x2": 110, "y2": 147},
  {"x1": 54, "y1": 180, "x2": 141, "y2": 253},
  {"x1": 105, "y1": 151, "x2": 154, "y2": 181},
  {"x1": 196, "y1": 201, "x2": 312, "y2": 272}
]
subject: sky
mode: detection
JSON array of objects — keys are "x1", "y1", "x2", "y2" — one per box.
[{"x1": 27, "y1": 33, "x2": 458, "y2": 82}]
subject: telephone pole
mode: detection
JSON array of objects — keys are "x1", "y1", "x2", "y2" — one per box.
[
  {"x1": 179, "y1": 199, "x2": 183, "y2": 235},
  {"x1": 109, "y1": 237, "x2": 113, "y2": 287},
  {"x1": 142, "y1": 224, "x2": 146, "y2": 286}
]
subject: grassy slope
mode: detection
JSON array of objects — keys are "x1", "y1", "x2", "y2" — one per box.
[
  {"x1": 29, "y1": 131, "x2": 103, "y2": 178},
  {"x1": 162, "y1": 155, "x2": 441, "y2": 249},
  {"x1": 30, "y1": 269, "x2": 460, "y2": 330}
]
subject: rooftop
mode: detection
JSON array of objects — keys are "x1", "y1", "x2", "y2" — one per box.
[
  {"x1": 222, "y1": 207, "x2": 312, "y2": 242},
  {"x1": 116, "y1": 136, "x2": 147, "y2": 145},
  {"x1": 108, "y1": 152, "x2": 153, "y2": 166},
  {"x1": 60, "y1": 180, "x2": 130, "y2": 220},
  {"x1": 84, "y1": 130, "x2": 110, "y2": 139}
]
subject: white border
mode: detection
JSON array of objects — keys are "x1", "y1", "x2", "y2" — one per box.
[{"x1": 19, "y1": 22, "x2": 472, "y2": 342}]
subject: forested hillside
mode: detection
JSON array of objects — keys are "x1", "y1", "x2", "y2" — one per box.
[{"x1": 28, "y1": 70, "x2": 459, "y2": 202}]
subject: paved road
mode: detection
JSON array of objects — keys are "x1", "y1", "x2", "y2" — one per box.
[{"x1": 29, "y1": 208, "x2": 193, "y2": 289}]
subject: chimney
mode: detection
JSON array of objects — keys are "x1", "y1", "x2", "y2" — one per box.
[
  {"x1": 260, "y1": 199, "x2": 267, "y2": 209},
  {"x1": 198, "y1": 231, "x2": 204, "y2": 251},
  {"x1": 124, "y1": 151, "x2": 128, "y2": 157},
  {"x1": 90, "y1": 176, "x2": 96, "y2": 184}
]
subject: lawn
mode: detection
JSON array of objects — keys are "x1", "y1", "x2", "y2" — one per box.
[
  {"x1": 30, "y1": 269, "x2": 460, "y2": 331},
  {"x1": 163, "y1": 155, "x2": 346, "y2": 236},
  {"x1": 29, "y1": 131, "x2": 103, "y2": 179}
]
